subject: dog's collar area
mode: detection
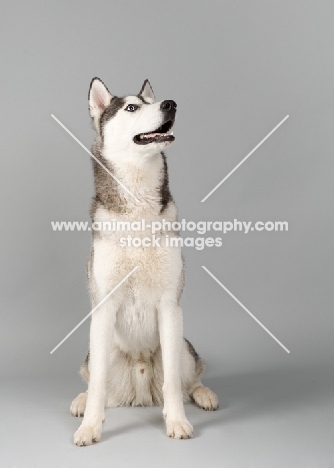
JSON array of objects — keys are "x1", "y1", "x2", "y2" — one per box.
[{"x1": 133, "y1": 119, "x2": 175, "y2": 145}]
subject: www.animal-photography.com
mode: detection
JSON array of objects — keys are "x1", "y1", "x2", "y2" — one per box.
[{"x1": 1, "y1": 1, "x2": 333, "y2": 467}]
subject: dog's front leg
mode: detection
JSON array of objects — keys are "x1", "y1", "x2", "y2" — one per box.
[
  {"x1": 74, "y1": 300, "x2": 116, "y2": 446},
  {"x1": 158, "y1": 295, "x2": 193, "y2": 439}
]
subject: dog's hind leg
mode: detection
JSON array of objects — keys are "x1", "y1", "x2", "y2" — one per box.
[
  {"x1": 70, "y1": 351, "x2": 90, "y2": 417},
  {"x1": 71, "y1": 391, "x2": 107, "y2": 421},
  {"x1": 191, "y1": 382, "x2": 219, "y2": 411},
  {"x1": 70, "y1": 392, "x2": 87, "y2": 417},
  {"x1": 183, "y1": 338, "x2": 219, "y2": 411}
]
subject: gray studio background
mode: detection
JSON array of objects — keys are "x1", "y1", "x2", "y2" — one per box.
[{"x1": 1, "y1": 1, "x2": 333, "y2": 467}]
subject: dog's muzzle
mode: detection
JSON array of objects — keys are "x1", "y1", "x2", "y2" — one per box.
[{"x1": 133, "y1": 101, "x2": 177, "y2": 145}]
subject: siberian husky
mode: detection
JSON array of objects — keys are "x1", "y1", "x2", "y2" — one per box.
[{"x1": 71, "y1": 78, "x2": 219, "y2": 446}]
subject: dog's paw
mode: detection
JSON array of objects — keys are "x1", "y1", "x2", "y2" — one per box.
[
  {"x1": 192, "y1": 386, "x2": 219, "y2": 411},
  {"x1": 74, "y1": 422, "x2": 102, "y2": 446},
  {"x1": 70, "y1": 392, "x2": 87, "y2": 417},
  {"x1": 166, "y1": 418, "x2": 193, "y2": 439}
]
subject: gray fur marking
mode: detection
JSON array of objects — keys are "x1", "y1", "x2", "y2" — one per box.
[
  {"x1": 99, "y1": 97, "x2": 125, "y2": 131},
  {"x1": 184, "y1": 338, "x2": 205, "y2": 376},
  {"x1": 90, "y1": 141, "x2": 126, "y2": 216}
]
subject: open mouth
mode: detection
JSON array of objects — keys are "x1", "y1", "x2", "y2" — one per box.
[{"x1": 133, "y1": 119, "x2": 175, "y2": 145}]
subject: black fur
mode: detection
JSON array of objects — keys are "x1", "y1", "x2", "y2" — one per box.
[
  {"x1": 100, "y1": 97, "x2": 125, "y2": 131},
  {"x1": 90, "y1": 141, "x2": 126, "y2": 216},
  {"x1": 159, "y1": 152, "x2": 173, "y2": 213}
]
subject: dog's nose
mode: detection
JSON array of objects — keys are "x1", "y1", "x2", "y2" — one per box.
[{"x1": 160, "y1": 100, "x2": 177, "y2": 111}]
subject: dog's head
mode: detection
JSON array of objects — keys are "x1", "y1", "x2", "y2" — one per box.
[{"x1": 89, "y1": 78, "x2": 176, "y2": 158}]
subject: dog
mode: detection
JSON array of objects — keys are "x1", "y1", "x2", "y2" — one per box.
[{"x1": 70, "y1": 78, "x2": 219, "y2": 446}]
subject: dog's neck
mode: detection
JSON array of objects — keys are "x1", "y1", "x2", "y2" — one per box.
[{"x1": 91, "y1": 141, "x2": 172, "y2": 218}]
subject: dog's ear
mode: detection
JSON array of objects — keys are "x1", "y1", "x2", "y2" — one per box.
[
  {"x1": 89, "y1": 77, "x2": 113, "y2": 120},
  {"x1": 139, "y1": 79, "x2": 155, "y2": 103}
]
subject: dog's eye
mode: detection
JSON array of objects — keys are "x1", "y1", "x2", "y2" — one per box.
[{"x1": 125, "y1": 104, "x2": 138, "y2": 112}]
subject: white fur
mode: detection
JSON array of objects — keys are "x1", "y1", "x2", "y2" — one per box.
[
  {"x1": 72, "y1": 79, "x2": 218, "y2": 446},
  {"x1": 103, "y1": 96, "x2": 174, "y2": 160}
]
